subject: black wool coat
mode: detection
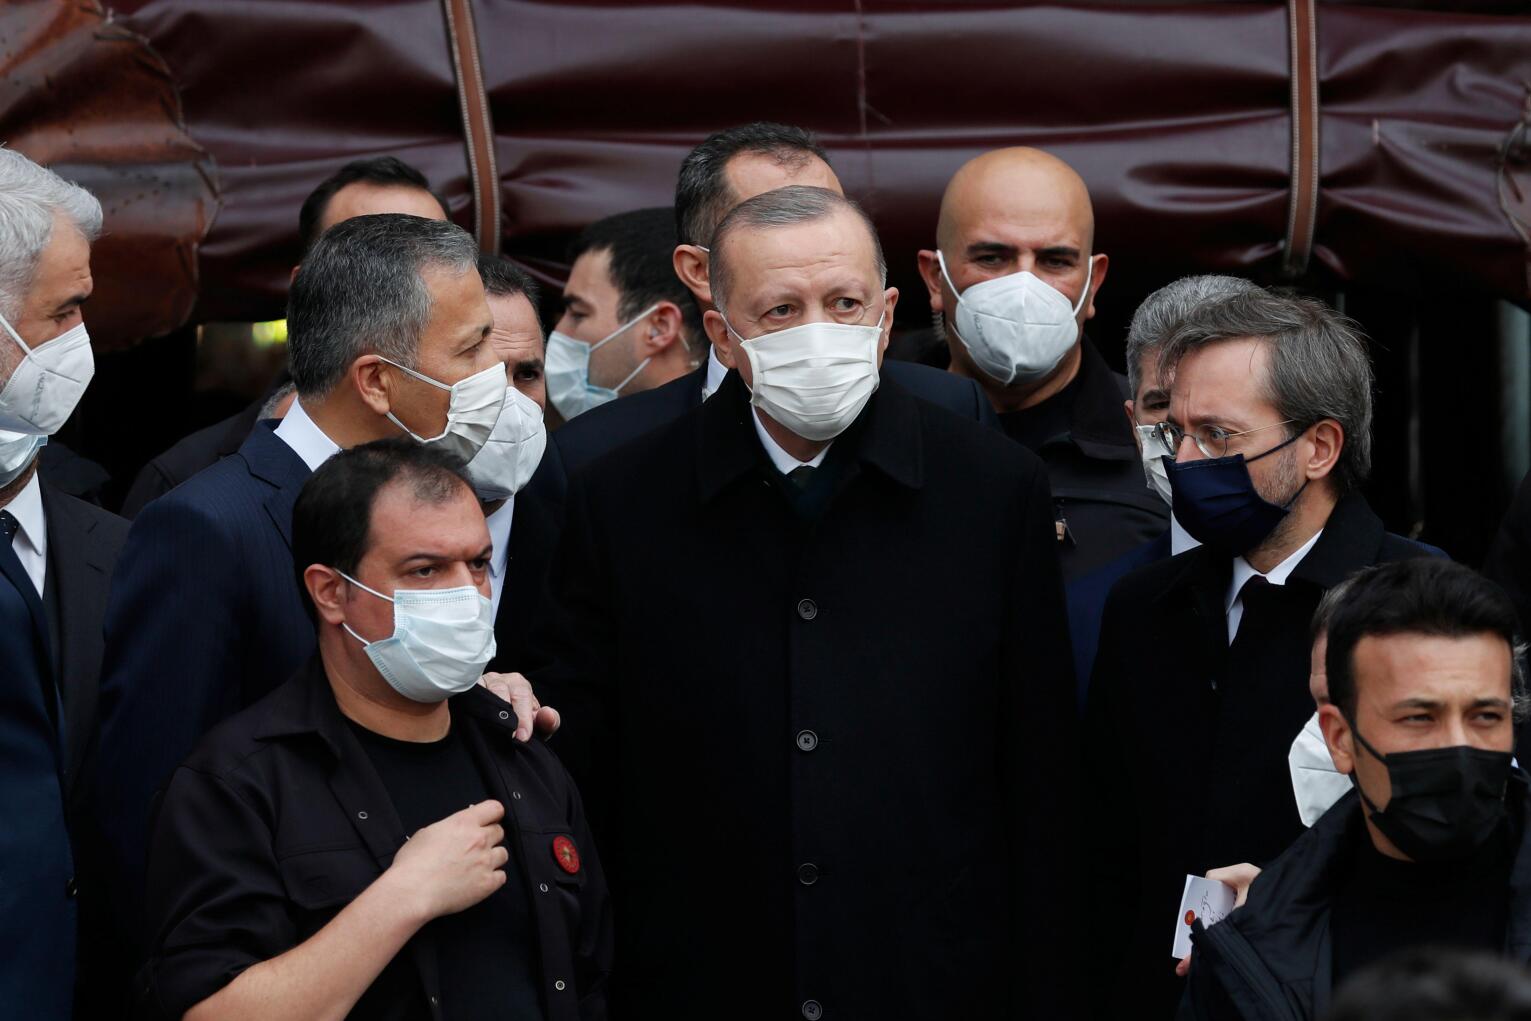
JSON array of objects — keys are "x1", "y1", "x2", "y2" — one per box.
[{"x1": 533, "y1": 370, "x2": 1079, "y2": 1020}]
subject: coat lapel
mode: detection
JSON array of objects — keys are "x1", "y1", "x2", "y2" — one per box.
[
  {"x1": 40, "y1": 484, "x2": 111, "y2": 785},
  {"x1": 238, "y1": 422, "x2": 312, "y2": 550}
]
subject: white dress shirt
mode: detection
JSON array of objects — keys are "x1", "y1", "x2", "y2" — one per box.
[
  {"x1": 750, "y1": 408, "x2": 830, "y2": 475},
  {"x1": 3, "y1": 469, "x2": 46, "y2": 597},
  {"x1": 485, "y1": 497, "x2": 514, "y2": 617},
  {"x1": 272, "y1": 397, "x2": 342, "y2": 472},
  {"x1": 702, "y1": 347, "x2": 728, "y2": 401},
  {"x1": 1225, "y1": 528, "x2": 1323, "y2": 643}
]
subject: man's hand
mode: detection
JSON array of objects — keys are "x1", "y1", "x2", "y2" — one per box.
[
  {"x1": 1174, "y1": 862, "x2": 1261, "y2": 977},
  {"x1": 479, "y1": 671, "x2": 561, "y2": 742},
  {"x1": 387, "y1": 801, "x2": 509, "y2": 920}
]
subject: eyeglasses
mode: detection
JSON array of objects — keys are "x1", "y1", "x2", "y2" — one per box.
[{"x1": 1152, "y1": 419, "x2": 1298, "y2": 460}]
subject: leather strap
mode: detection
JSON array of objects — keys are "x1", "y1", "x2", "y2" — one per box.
[
  {"x1": 440, "y1": 0, "x2": 500, "y2": 253},
  {"x1": 1283, "y1": 0, "x2": 1320, "y2": 277}
]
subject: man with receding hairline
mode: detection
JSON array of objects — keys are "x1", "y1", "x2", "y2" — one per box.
[{"x1": 918, "y1": 147, "x2": 1168, "y2": 580}]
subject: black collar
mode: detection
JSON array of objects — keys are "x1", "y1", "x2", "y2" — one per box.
[
  {"x1": 1061, "y1": 336, "x2": 1137, "y2": 461},
  {"x1": 696, "y1": 368, "x2": 924, "y2": 503}
]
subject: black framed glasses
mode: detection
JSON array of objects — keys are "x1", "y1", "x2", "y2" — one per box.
[{"x1": 1152, "y1": 419, "x2": 1298, "y2": 460}]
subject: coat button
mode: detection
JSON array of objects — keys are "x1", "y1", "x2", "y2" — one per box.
[
  {"x1": 357, "y1": 811, "x2": 368, "y2": 820},
  {"x1": 555, "y1": 980, "x2": 566, "y2": 991},
  {"x1": 795, "y1": 730, "x2": 818, "y2": 752},
  {"x1": 540, "y1": 882, "x2": 549, "y2": 893},
  {"x1": 498, "y1": 710, "x2": 510, "y2": 720},
  {"x1": 512, "y1": 791, "x2": 522, "y2": 800},
  {"x1": 796, "y1": 598, "x2": 817, "y2": 620},
  {"x1": 797, "y1": 862, "x2": 819, "y2": 886},
  {"x1": 65, "y1": 876, "x2": 78, "y2": 898},
  {"x1": 802, "y1": 1000, "x2": 823, "y2": 1020}
]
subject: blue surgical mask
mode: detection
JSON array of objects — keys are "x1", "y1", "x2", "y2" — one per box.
[
  {"x1": 1165, "y1": 433, "x2": 1304, "y2": 555},
  {"x1": 546, "y1": 303, "x2": 660, "y2": 420}
]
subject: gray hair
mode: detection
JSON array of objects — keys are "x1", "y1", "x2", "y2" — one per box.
[
  {"x1": 0, "y1": 148, "x2": 103, "y2": 321},
  {"x1": 709, "y1": 185, "x2": 885, "y2": 314},
  {"x1": 286, "y1": 213, "x2": 478, "y2": 397},
  {"x1": 1125, "y1": 275, "x2": 1260, "y2": 397},
  {"x1": 1157, "y1": 289, "x2": 1374, "y2": 492}
]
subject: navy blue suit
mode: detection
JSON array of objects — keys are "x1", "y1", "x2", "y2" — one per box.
[
  {"x1": 0, "y1": 504, "x2": 76, "y2": 1017},
  {"x1": 1065, "y1": 530, "x2": 1172, "y2": 712},
  {"x1": 94, "y1": 421, "x2": 314, "y2": 947}
]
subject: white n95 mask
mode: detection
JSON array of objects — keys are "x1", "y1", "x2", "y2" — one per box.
[
  {"x1": 379, "y1": 359, "x2": 507, "y2": 463},
  {"x1": 0, "y1": 312, "x2": 94, "y2": 436},
  {"x1": 937, "y1": 251, "x2": 1091, "y2": 386},
  {"x1": 1288, "y1": 712, "x2": 1353, "y2": 828},
  {"x1": 726, "y1": 311, "x2": 884, "y2": 442},
  {"x1": 340, "y1": 572, "x2": 497, "y2": 703},
  {"x1": 546, "y1": 303, "x2": 661, "y2": 421},
  {"x1": 464, "y1": 386, "x2": 547, "y2": 502},
  {"x1": 1135, "y1": 423, "x2": 1175, "y2": 506}
]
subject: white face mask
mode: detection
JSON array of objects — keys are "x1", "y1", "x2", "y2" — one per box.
[
  {"x1": 1135, "y1": 423, "x2": 1175, "y2": 506},
  {"x1": 379, "y1": 359, "x2": 507, "y2": 463},
  {"x1": 725, "y1": 310, "x2": 884, "y2": 443},
  {"x1": 0, "y1": 313, "x2": 94, "y2": 436},
  {"x1": 1288, "y1": 712, "x2": 1353, "y2": 828},
  {"x1": 464, "y1": 386, "x2": 547, "y2": 502},
  {"x1": 937, "y1": 251, "x2": 1091, "y2": 386},
  {"x1": 339, "y1": 571, "x2": 497, "y2": 703},
  {"x1": 545, "y1": 303, "x2": 660, "y2": 421},
  {"x1": 0, "y1": 427, "x2": 45, "y2": 488}
]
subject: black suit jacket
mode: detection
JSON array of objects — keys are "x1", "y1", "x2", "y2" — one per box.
[
  {"x1": 1083, "y1": 491, "x2": 1438, "y2": 1021},
  {"x1": 540, "y1": 358, "x2": 998, "y2": 505},
  {"x1": 487, "y1": 481, "x2": 563, "y2": 674},
  {"x1": 534, "y1": 372, "x2": 1077, "y2": 1018},
  {"x1": 118, "y1": 400, "x2": 264, "y2": 519}
]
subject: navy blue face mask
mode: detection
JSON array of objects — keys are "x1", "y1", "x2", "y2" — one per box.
[{"x1": 1164, "y1": 433, "x2": 1305, "y2": 556}]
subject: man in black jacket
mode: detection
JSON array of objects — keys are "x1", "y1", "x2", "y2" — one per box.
[
  {"x1": 535, "y1": 185, "x2": 1076, "y2": 1018},
  {"x1": 544, "y1": 122, "x2": 994, "y2": 497},
  {"x1": 1181, "y1": 558, "x2": 1530, "y2": 1021},
  {"x1": 1085, "y1": 289, "x2": 1439, "y2": 1020},
  {"x1": 143, "y1": 439, "x2": 610, "y2": 1021}
]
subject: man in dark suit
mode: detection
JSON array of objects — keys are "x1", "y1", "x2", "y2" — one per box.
[
  {"x1": 536, "y1": 185, "x2": 1077, "y2": 1018},
  {"x1": 94, "y1": 215, "x2": 547, "y2": 954},
  {"x1": 119, "y1": 156, "x2": 450, "y2": 518},
  {"x1": 0, "y1": 147, "x2": 128, "y2": 1016},
  {"x1": 1084, "y1": 289, "x2": 1440, "y2": 1020},
  {"x1": 544, "y1": 122, "x2": 995, "y2": 498},
  {"x1": 916, "y1": 147, "x2": 1169, "y2": 580}
]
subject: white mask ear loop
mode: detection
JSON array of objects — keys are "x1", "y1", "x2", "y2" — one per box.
[
  {"x1": 595, "y1": 302, "x2": 662, "y2": 393},
  {"x1": 337, "y1": 570, "x2": 393, "y2": 647},
  {"x1": 0, "y1": 309, "x2": 33, "y2": 354},
  {"x1": 937, "y1": 250, "x2": 1094, "y2": 315}
]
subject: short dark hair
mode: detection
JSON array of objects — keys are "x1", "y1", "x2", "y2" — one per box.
[
  {"x1": 478, "y1": 252, "x2": 540, "y2": 307},
  {"x1": 570, "y1": 207, "x2": 700, "y2": 345},
  {"x1": 1325, "y1": 559, "x2": 1523, "y2": 721},
  {"x1": 297, "y1": 156, "x2": 450, "y2": 254},
  {"x1": 674, "y1": 122, "x2": 831, "y2": 247},
  {"x1": 1324, "y1": 949, "x2": 1531, "y2": 1021},
  {"x1": 287, "y1": 213, "x2": 479, "y2": 397},
  {"x1": 292, "y1": 438, "x2": 475, "y2": 620},
  {"x1": 710, "y1": 186, "x2": 884, "y2": 316},
  {"x1": 1157, "y1": 289, "x2": 1374, "y2": 492}
]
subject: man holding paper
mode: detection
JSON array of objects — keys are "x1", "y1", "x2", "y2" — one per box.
[{"x1": 1179, "y1": 558, "x2": 1531, "y2": 1021}]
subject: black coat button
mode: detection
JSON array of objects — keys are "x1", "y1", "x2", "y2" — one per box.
[
  {"x1": 797, "y1": 862, "x2": 819, "y2": 886},
  {"x1": 796, "y1": 730, "x2": 818, "y2": 752},
  {"x1": 802, "y1": 1000, "x2": 823, "y2": 1020},
  {"x1": 796, "y1": 598, "x2": 817, "y2": 620},
  {"x1": 65, "y1": 876, "x2": 78, "y2": 898}
]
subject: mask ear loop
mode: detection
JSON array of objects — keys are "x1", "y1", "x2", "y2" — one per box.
[
  {"x1": 0, "y1": 309, "x2": 33, "y2": 354},
  {"x1": 336, "y1": 570, "x2": 394, "y2": 648}
]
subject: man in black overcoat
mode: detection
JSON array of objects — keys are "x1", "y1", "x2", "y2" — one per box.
[{"x1": 535, "y1": 185, "x2": 1078, "y2": 1019}]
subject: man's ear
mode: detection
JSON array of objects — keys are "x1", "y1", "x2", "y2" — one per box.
[
  {"x1": 1123, "y1": 399, "x2": 1140, "y2": 447},
  {"x1": 1318, "y1": 703, "x2": 1355, "y2": 775},
  {"x1": 351, "y1": 355, "x2": 393, "y2": 416},
  {"x1": 915, "y1": 249, "x2": 946, "y2": 315},
  {"x1": 674, "y1": 245, "x2": 712, "y2": 307},
  {"x1": 1305, "y1": 419, "x2": 1344, "y2": 482},
  {"x1": 1083, "y1": 252, "x2": 1110, "y2": 321},
  {"x1": 703, "y1": 308, "x2": 735, "y2": 369},
  {"x1": 290, "y1": 264, "x2": 302, "y2": 285},
  {"x1": 304, "y1": 564, "x2": 349, "y2": 626},
  {"x1": 876, "y1": 287, "x2": 900, "y2": 362},
  {"x1": 636, "y1": 302, "x2": 684, "y2": 357}
]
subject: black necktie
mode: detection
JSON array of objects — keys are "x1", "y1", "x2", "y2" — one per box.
[
  {"x1": 787, "y1": 465, "x2": 816, "y2": 491},
  {"x1": 0, "y1": 509, "x2": 17, "y2": 541},
  {"x1": 1231, "y1": 574, "x2": 1275, "y2": 647}
]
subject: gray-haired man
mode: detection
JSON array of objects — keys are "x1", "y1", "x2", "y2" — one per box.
[
  {"x1": 1082, "y1": 289, "x2": 1443, "y2": 1021},
  {"x1": 94, "y1": 214, "x2": 547, "y2": 960}
]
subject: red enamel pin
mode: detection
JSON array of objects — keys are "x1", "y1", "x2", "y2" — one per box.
[{"x1": 552, "y1": 835, "x2": 581, "y2": 875}]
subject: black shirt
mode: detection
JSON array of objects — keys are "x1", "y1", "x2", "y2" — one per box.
[
  {"x1": 998, "y1": 373, "x2": 1080, "y2": 452},
  {"x1": 348, "y1": 720, "x2": 544, "y2": 1021},
  {"x1": 1331, "y1": 822, "x2": 1513, "y2": 986}
]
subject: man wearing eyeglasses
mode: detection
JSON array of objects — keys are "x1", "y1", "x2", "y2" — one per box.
[{"x1": 1081, "y1": 288, "x2": 1441, "y2": 1021}]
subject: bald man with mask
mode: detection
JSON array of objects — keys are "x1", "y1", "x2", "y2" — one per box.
[{"x1": 918, "y1": 147, "x2": 1168, "y2": 580}]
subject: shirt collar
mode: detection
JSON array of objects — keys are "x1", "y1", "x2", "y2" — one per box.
[
  {"x1": 485, "y1": 497, "x2": 514, "y2": 580},
  {"x1": 272, "y1": 397, "x2": 342, "y2": 472},
  {"x1": 702, "y1": 347, "x2": 728, "y2": 401},
  {"x1": 750, "y1": 408, "x2": 831, "y2": 475},
  {"x1": 4, "y1": 468, "x2": 45, "y2": 559},
  {"x1": 1226, "y1": 527, "x2": 1325, "y2": 613}
]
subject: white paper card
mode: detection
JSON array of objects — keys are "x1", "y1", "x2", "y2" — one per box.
[{"x1": 1171, "y1": 874, "x2": 1236, "y2": 959}]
